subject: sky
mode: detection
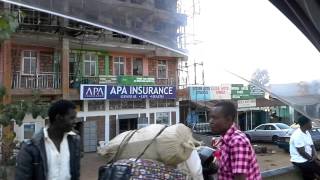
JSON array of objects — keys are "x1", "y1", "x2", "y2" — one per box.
[{"x1": 186, "y1": 0, "x2": 320, "y2": 86}]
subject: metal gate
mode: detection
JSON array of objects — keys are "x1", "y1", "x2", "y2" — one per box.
[{"x1": 83, "y1": 120, "x2": 97, "y2": 152}]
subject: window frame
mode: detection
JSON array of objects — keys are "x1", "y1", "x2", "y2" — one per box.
[
  {"x1": 83, "y1": 53, "x2": 98, "y2": 77},
  {"x1": 21, "y1": 50, "x2": 38, "y2": 75},
  {"x1": 255, "y1": 125, "x2": 266, "y2": 130},
  {"x1": 156, "y1": 112, "x2": 170, "y2": 125},
  {"x1": 23, "y1": 122, "x2": 36, "y2": 140},
  {"x1": 157, "y1": 60, "x2": 167, "y2": 79},
  {"x1": 132, "y1": 57, "x2": 143, "y2": 76},
  {"x1": 113, "y1": 56, "x2": 126, "y2": 76}
]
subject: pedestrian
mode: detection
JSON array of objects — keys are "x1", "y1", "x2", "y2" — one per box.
[
  {"x1": 15, "y1": 100, "x2": 81, "y2": 180},
  {"x1": 209, "y1": 101, "x2": 262, "y2": 180},
  {"x1": 290, "y1": 116, "x2": 320, "y2": 180}
]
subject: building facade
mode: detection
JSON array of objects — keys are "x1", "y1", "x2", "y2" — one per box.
[{"x1": 0, "y1": 1, "x2": 187, "y2": 152}]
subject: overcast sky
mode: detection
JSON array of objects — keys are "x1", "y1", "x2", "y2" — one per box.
[{"x1": 186, "y1": 0, "x2": 320, "y2": 86}]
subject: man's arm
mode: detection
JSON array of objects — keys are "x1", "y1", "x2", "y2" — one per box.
[
  {"x1": 15, "y1": 143, "x2": 33, "y2": 180},
  {"x1": 297, "y1": 147, "x2": 313, "y2": 161},
  {"x1": 234, "y1": 174, "x2": 246, "y2": 180},
  {"x1": 311, "y1": 145, "x2": 318, "y2": 160}
]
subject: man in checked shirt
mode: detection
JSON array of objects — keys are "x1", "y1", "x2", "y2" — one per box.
[{"x1": 209, "y1": 101, "x2": 262, "y2": 180}]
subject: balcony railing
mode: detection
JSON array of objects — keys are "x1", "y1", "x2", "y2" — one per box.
[
  {"x1": 12, "y1": 72, "x2": 61, "y2": 89},
  {"x1": 69, "y1": 74, "x2": 99, "y2": 88}
]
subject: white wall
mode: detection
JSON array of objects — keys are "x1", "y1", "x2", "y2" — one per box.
[{"x1": 14, "y1": 114, "x2": 46, "y2": 142}]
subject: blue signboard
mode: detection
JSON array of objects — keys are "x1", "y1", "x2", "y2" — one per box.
[
  {"x1": 107, "y1": 86, "x2": 176, "y2": 99},
  {"x1": 80, "y1": 84, "x2": 107, "y2": 100},
  {"x1": 189, "y1": 86, "x2": 214, "y2": 101}
]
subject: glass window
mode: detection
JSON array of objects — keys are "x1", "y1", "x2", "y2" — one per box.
[
  {"x1": 109, "y1": 100, "x2": 122, "y2": 110},
  {"x1": 138, "y1": 113, "x2": 148, "y2": 129},
  {"x1": 156, "y1": 112, "x2": 170, "y2": 125},
  {"x1": 276, "y1": 123, "x2": 290, "y2": 129},
  {"x1": 88, "y1": 101, "x2": 105, "y2": 111},
  {"x1": 109, "y1": 100, "x2": 146, "y2": 110},
  {"x1": 24, "y1": 123, "x2": 35, "y2": 140},
  {"x1": 157, "y1": 60, "x2": 167, "y2": 79},
  {"x1": 84, "y1": 53, "x2": 97, "y2": 76},
  {"x1": 114, "y1": 57, "x2": 125, "y2": 75},
  {"x1": 266, "y1": 125, "x2": 276, "y2": 130},
  {"x1": 133, "y1": 100, "x2": 146, "y2": 108},
  {"x1": 256, "y1": 125, "x2": 265, "y2": 130},
  {"x1": 133, "y1": 58, "x2": 143, "y2": 76},
  {"x1": 22, "y1": 50, "x2": 37, "y2": 74}
]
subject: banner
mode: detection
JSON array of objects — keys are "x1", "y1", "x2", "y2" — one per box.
[
  {"x1": 212, "y1": 84, "x2": 231, "y2": 100},
  {"x1": 80, "y1": 84, "x2": 107, "y2": 100},
  {"x1": 189, "y1": 86, "x2": 214, "y2": 101},
  {"x1": 238, "y1": 99, "x2": 257, "y2": 108},
  {"x1": 231, "y1": 84, "x2": 265, "y2": 100},
  {"x1": 118, "y1": 76, "x2": 155, "y2": 85},
  {"x1": 107, "y1": 85, "x2": 176, "y2": 99}
]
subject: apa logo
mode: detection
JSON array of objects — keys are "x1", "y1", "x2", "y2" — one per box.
[{"x1": 81, "y1": 85, "x2": 106, "y2": 99}]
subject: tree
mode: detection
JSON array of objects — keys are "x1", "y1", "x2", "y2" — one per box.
[
  {"x1": 251, "y1": 69, "x2": 270, "y2": 87},
  {"x1": 0, "y1": 10, "x2": 19, "y2": 42},
  {"x1": 0, "y1": 87, "x2": 49, "y2": 166}
]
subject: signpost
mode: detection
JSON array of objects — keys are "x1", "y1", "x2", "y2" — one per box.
[
  {"x1": 189, "y1": 86, "x2": 214, "y2": 101},
  {"x1": 231, "y1": 84, "x2": 264, "y2": 100}
]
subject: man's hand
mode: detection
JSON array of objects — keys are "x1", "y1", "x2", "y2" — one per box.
[{"x1": 234, "y1": 174, "x2": 246, "y2": 180}]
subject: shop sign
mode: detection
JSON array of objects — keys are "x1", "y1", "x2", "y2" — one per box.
[
  {"x1": 107, "y1": 85, "x2": 176, "y2": 99},
  {"x1": 231, "y1": 84, "x2": 264, "y2": 100},
  {"x1": 189, "y1": 86, "x2": 214, "y2": 101},
  {"x1": 212, "y1": 84, "x2": 231, "y2": 100},
  {"x1": 118, "y1": 76, "x2": 155, "y2": 85},
  {"x1": 80, "y1": 84, "x2": 107, "y2": 100},
  {"x1": 238, "y1": 99, "x2": 256, "y2": 108},
  {"x1": 99, "y1": 75, "x2": 117, "y2": 84}
]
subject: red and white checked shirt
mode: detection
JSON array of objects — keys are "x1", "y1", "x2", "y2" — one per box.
[{"x1": 217, "y1": 124, "x2": 262, "y2": 180}]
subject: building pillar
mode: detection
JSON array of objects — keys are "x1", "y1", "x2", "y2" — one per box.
[
  {"x1": 61, "y1": 38, "x2": 69, "y2": 99},
  {"x1": 2, "y1": 40, "x2": 12, "y2": 104}
]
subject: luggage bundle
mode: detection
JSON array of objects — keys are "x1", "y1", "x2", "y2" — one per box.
[
  {"x1": 98, "y1": 123, "x2": 200, "y2": 166},
  {"x1": 98, "y1": 124, "x2": 200, "y2": 180}
]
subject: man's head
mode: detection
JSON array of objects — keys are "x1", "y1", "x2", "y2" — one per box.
[
  {"x1": 298, "y1": 116, "x2": 312, "y2": 131},
  {"x1": 48, "y1": 100, "x2": 77, "y2": 132},
  {"x1": 209, "y1": 101, "x2": 237, "y2": 135}
]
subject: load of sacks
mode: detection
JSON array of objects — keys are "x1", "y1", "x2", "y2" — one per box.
[{"x1": 98, "y1": 123, "x2": 201, "y2": 166}]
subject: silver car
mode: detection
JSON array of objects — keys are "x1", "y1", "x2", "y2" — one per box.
[{"x1": 245, "y1": 123, "x2": 293, "y2": 143}]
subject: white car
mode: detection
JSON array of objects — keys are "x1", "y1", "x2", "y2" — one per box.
[{"x1": 245, "y1": 123, "x2": 293, "y2": 143}]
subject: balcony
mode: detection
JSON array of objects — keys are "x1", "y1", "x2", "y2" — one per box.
[{"x1": 11, "y1": 72, "x2": 61, "y2": 95}]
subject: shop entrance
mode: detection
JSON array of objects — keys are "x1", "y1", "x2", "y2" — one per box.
[{"x1": 118, "y1": 114, "x2": 138, "y2": 133}]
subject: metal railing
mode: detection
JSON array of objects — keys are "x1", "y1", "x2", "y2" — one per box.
[
  {"x1": 12, "y1": 72, "x2": 61, "y2": 89},
  {"x1": 69, "y1": 74, "x2": 99, "y2": 88}
]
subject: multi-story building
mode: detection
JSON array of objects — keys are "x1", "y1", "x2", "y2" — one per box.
[{"x1": 0, "y1": 1, "x2": 187, "y2": 152}]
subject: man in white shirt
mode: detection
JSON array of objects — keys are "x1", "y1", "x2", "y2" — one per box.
[
  {"x1": 290, "y1": 116, "x2": 320, "y2": 180},
  {"x1": 16, "y1": 100, "x2": 81, "y2": 180}
]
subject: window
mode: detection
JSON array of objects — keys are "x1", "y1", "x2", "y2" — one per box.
[
  {"x1": 24, "y1": 123, "x2": 35, "y2": 140},
  {"x1": 156, "y1": 112, "x2": 170, "y2": 125},
  {"x1": 157, "y1": 60, "x2": 167, "y2": 79},
  {"x1": 84, "y1": 53, "x2": 97, "y2": 76},
  {"x1": 114, "y1": 57, "x2": 125, "y2": 75},
  {"x1": 138, "y1": 113, "x2": 148, "y2": 129},
  {"x1": 256, "y1": 125, "x2": 265, "y2": 130},
  {"x1": 88, "y1": 101, "x2": 105, "y2": 111},
  {"x1": 276, "y1": 123, "x2": 290, "y2": 129},
  {"x1": 132, "y1": 58, "x2": 143, "y2": 76},
  {"x1": 150, "y1": 100, "x2": 176, "y2": 108},
  {"x1": 22, "y1": 50, "x2": 37, "y2": 74},
  {"x1": 266, "y1": 125, "x2": 276, "y2": 130},
  {"x1": 109, "y1": 100, "x2": 146, "y2": 110}
]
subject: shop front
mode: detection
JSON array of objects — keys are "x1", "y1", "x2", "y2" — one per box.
[{"x1": 77, "y1": 84, "x2": 179, "y2": 152}]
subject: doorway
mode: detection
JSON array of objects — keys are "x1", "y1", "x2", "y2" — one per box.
[{"x1": 118, "y1": 114, "x2": 139, "y2": 133}]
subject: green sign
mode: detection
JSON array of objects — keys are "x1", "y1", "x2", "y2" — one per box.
[
  {"x1": 118, "y1": 76, "x2": 155, "y2": 85},
  {"x1": 99, "y1": 75, "x2": 117, "y2": 84},
  {"x1": 231, "y1": 84, "x2": 264, "y2": 100}
]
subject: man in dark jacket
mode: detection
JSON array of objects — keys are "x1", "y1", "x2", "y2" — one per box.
[{"x1": 15, "y1": 100, "x2": 81, "y2": 180}]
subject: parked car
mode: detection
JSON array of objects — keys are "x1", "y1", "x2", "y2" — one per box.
[
  {"x1": 245, "y1": 123, "x2": 293, "y2": 143},
  {"x1": 277, "y1": 128, "x2": 320, "y2": 152}
]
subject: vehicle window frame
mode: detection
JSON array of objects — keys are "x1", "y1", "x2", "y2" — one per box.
[{"x1": 255, "y1": 125, "x2": 265, "y2": 130}]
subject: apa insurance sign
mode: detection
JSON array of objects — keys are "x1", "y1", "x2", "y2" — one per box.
[
  {"x1": 107, "y1": 85, "x2": 176, "y2": 99},
  {"x1": 80, "y1": 84, "x2": 107, "y2": 100}
]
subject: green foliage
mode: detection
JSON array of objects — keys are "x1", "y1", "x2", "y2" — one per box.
[
  {"x1": 0, "y1": 11, "x2": 19, "y2": 41},
  {"x1": 0, "y1": 86, "x2": 6, "y2": 98},
  {"x1": 0, "y1": 90, "x2": 49, "y2": 127}
]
